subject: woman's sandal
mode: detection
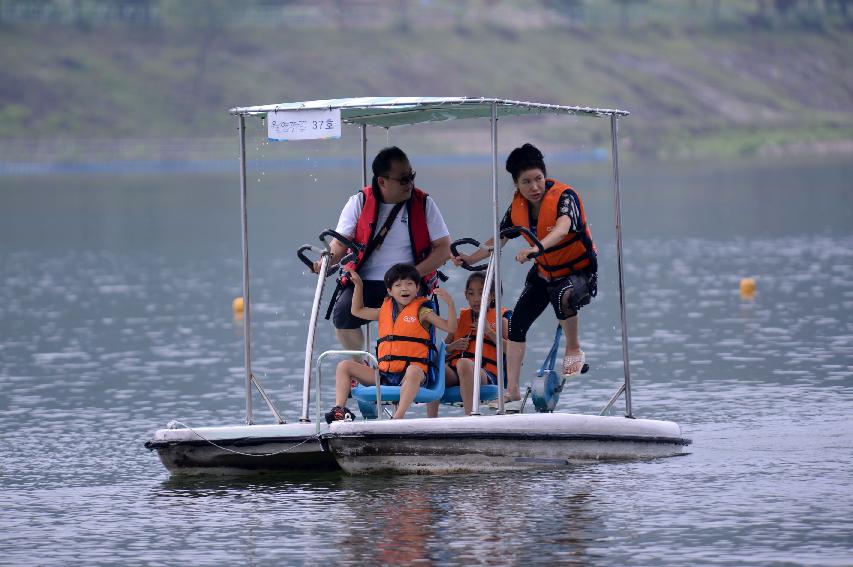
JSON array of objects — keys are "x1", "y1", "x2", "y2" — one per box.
[
  {"x1": 562, "y1": 350, "x2": 586, "y2": 378},
  {"x1": 487, "y1": 395, "x2": 519, "y2": 410}
]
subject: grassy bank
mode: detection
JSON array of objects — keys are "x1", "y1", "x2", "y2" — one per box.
[{"x1": 1, "y1": 1, "x2": 851, "y2": 162}]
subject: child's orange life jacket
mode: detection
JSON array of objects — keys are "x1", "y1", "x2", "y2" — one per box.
[
  {"x1": 446, "y1": 306, "x2": 507, "y2": 376},
  {"x1": 376, "y1": 296, "x2": 433, "y2": 373}
]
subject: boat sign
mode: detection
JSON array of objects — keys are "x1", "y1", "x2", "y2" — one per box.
[{"x1": 267, "y1": 108, "x2": 341, "y2": 141}]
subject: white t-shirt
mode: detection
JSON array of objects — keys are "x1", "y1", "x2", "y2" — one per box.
[{"x1": 335, "y1": 192, "x2": 450, "y2": 281}]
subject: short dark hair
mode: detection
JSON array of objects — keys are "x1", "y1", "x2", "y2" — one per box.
[
  {"x1": 384, "y1": 263, "x2": 421, "y2": 290},
  {"x1": 505, "y1": 143, "x2": 546, "y2": 182},
  {"x1": 372, "y1": 146, "x2": 409, "y2": 189}
]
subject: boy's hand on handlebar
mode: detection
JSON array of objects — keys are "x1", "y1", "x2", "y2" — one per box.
[
  {"x1": 311, "y1": 259, "x2": 323, "y2": 274},
  {"x1": 347, "y1": 269, "x2": 362, "y2": 286},
  {"x1": 433, "y1": 287, "x2": 451, "y2": 303}
]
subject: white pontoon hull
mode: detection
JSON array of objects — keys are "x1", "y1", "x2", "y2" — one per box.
[
  {"x1": 145, "y1": 422, "x2": 339, "y2": 474},
  {"x1": 326, "y1": 413, "x2": 690, "y2": 474}
]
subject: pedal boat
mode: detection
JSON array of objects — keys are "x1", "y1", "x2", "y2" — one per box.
[{"x1": 145, "y1": 97, "x2": 691, "y2": 475}]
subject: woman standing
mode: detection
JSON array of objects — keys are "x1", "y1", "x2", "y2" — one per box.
[{"x1": 453, "y1": 143, "x2": 597, "y2": 411}]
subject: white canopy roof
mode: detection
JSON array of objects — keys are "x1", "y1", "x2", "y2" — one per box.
[{"x1": 229, "y1": 96, "x2": 628, "y2": 128}]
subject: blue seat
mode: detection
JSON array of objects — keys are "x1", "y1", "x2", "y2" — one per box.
[
  {"x1": 440, "y1": 382, "x2": 499, "y2": 406},
  {"x1": 352, "y1": 305, "x2": 445, "y2": 419}
]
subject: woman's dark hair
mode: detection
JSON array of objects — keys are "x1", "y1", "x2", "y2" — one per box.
[
  {"x1": 505, "y1": 143, "x2": 546, "y2": 182},
  {"x1": 371, "y1": 146, "x2": 409, "y2": 190},
  {"x1": 384, "y1": 263, "x2": 421, "y2": 290}
]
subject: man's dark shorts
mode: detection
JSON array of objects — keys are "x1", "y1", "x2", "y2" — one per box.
[{"x1": 332, "y1": 280, "x2": 388, "y2": 329}]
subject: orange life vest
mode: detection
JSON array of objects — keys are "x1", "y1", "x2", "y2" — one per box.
[
  {"x1": 509, "y1": 179, "x2": 596, "y2": 281},
  {"x1": 447, "y1": 306, "x2": 507, "y2": 375},
  {"x1": 376, "y1": 296, "x2": 434, "y2": 373}
]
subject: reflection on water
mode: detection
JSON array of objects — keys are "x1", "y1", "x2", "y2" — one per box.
[{"x1": 1, "y1": 159, "x2": 852, "y2": 565}]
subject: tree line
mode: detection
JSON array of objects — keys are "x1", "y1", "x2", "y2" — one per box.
[{"x1": 0, "y1": 0, "x2": 849, "y2": 30}]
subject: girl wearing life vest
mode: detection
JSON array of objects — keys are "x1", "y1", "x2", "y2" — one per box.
[
  {"x1": 426, "y1": 271, "x2": 511, "y2": 417},
  {"x1": 326, "y1": 263, "x2": 457, "y2": 422},
  {"x1": 452, "y1": 143, "x2": 597, "y2": 412}
]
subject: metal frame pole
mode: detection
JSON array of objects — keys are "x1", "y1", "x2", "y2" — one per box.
[
  {"x1": 361, "y1": 124, "x2": 368, "y2": 185},
  {"x1": 490, "y1": 101, "x2": 505, "y2": 415},
  {"x1": 238, "y1": 114, "x2": 254, "y2": 425},
  {"x1": 471, "y1": 255, "x2": 495, "y2": 414},
  {"x1": 361, "y1": 124, "x2": 371, "y2": 351},
  {"x1": 300, "y1": 253, "x2": 330, "y2": 422},
  {"x1": 610, "y1": 113, "x2": 633, "y2": 418}
]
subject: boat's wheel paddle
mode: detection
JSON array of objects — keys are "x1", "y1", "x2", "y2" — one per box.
[{"x1": 530, "y1": 362, "x2": 589, "y2": 413}]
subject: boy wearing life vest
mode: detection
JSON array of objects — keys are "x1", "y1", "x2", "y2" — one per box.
[
  {"x1": 326, "y1": 263, "x2": 457, "y2": 422},
  {"x1": 426, "y1": 272, "x2": 510, "y2": 417}
]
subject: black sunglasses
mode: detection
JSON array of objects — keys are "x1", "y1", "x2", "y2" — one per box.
[{"x1": 383, "y1": 171, "x2": 416, "y2": 185}]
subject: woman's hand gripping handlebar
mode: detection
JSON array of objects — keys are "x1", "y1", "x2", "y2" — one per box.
[
  {"x1": 499, "y1": 226, "x2": 545, "y2": 264},
  {"x1": 451, "y1": 227, "x2": 545, "y2": 270},
  {"x1": 296, "y1": 229, "x2": 363, "y2": 277}
]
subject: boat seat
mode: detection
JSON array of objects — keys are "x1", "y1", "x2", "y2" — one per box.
[
  {"x1": 439, "y1": 383, "x2": 500, "y2": 406},
  {"x1": 352, "y1": 304, "x2": 445, "y2": 418},
  {"x1": 441, "y1": 348, "x2": 509, "y2": 407}
]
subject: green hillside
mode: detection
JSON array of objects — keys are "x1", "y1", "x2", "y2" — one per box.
[{"x1": 1, "y1": 0, "x2": 851, "y2": 162}]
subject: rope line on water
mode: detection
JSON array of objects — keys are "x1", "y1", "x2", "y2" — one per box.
[{"x1": 169, "y1": 420, "x2": 323, "y2": 458}]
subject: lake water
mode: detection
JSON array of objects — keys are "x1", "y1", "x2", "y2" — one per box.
[{"x1": 1, "y1": 153, "x2": 852, "y2": 565}]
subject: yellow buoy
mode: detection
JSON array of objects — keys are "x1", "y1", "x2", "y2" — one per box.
[
  {"x1": 232, "y1": 296, "x2": 245, "y2": 313},
  {"x1": 740, "y1": 277, "x2": 756, "y2": 298}
]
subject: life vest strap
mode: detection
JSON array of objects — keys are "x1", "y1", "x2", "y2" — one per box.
[
  {"x1": 375, "y1": 335, "x2": 436, "y2": 351},
  {"x1": 538, "y1": 250, "x2": 593, "y2": 273},
  {"x1": 456, "y1": 352, "x2": 498, "y2": 367},
  {"x1": 457, "y1": 334, "x2": 496, "y2": 347},
  {"x1": 542, "y1": 232, "x2": 581, "y2": 254},
  {"x1": 378, "y1": 354, "x2": 433, "y2": 367}
]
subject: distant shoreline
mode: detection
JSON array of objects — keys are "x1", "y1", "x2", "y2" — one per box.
[
  {"x1": 0, "y1": 147, "x2": 610, "y2": 177},
  {"x1": 2, "y1": 142, "x2": 850, "y2": 177}
]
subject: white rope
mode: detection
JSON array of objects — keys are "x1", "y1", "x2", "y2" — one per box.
[{"x1": 169, "y1": 420, "x2": 323, "y2": 458}]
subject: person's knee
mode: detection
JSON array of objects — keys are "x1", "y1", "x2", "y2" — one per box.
[
  {"x1": 403, "y1": 366, "x2": 425, "y2": 384},
  {"x1": 507, "y1": 325, "x2": 528, "y2": 342}
]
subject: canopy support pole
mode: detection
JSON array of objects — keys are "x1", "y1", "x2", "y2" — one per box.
[
  {"x1": 361, "y1": 123, "x2": 371, "y2": 352},
  {"x1": 610, "y1": 113, "x2": 633, "y2": 419},
  {"x1": 471, "y1": 251, "x2": 496, "y2": 415},
  {"x1": 238, "y1": 114, "x2": 254, "y2": 425},
  {"x1": 491, "y1": 101, "x2": 505, "y2": 415},
  {"x1": 361, "y1": 124, "x2": 368, "y2": 185}
]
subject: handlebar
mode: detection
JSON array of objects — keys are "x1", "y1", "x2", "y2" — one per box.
[
  {"x1": 500, "y1": 226, "x2": 545, "y2": 259},
  {"x1": 450, "y1": 238, "x2": 489, "y2": 271},
  {"x1": 296, "y1": 229, "x2": 365, "y2": 277},
  {"x1": 451, "y1": 227, "x2": 546, "y2": 271},
  {"x1": 318, "y1": 229, "x2": 361, "y2": 253}
]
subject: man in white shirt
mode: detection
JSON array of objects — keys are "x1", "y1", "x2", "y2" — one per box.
[{"x1": 312, "y1": 147, "x2": 451, "y2": 351}]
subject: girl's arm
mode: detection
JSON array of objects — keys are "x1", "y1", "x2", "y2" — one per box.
[
  {"x1": 423, "y1": 288, "x2": 457, "y2": 334},
  {"x1": 348, "y1": 270, "x2": 380, "y2": 321}
]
